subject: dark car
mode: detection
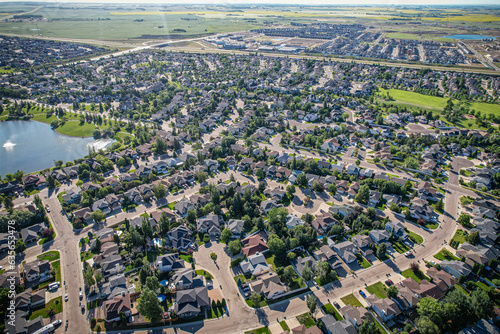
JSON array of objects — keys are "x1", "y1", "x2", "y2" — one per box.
[{"x1": 359, "y1": 290, "x2": 367, "y2": 298}]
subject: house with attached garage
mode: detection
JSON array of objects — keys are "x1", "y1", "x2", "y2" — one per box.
[
  {"x1": 174, "y1": 286, "x2": 210, "y2": 318},
  {"x1": 369, "y1": 229, "x2": 390, "y2": 245},
  {"x1": 240, "y1": 252, "x2": 271, "y2": 277},
  {"x1": 156, "y1": 253, "x2": 185, "y2": 273},
  {"x1": 103, "y1": 293, "x2": 132, "y2": 322},
  {"x1": 23, "y1": 260, "x2": 51, "y2": 283},
  {"x1": 366, "y1": 294, "x2": 402, "y2": 322},
  {"x1": 175, "y1": 197, "x2": 195, "y2": 217},
  {"x1": 333, "y1": 241, "x2": 358, "y2": 264},
  {"x1": 249, "y1": 272, "x2": 287, "y2": 300},
  {"x1": 226, "y1": 219, "x2": 244, "y2": 238},
  {"x1": 197, "y1": 213, "x2": 221, "y2": 238}
]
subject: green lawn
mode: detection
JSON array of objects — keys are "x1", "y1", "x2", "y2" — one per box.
[
  {"x1": 366, "y1": 282, "x2": 388, "y2": 299},
  {"x1": 245, "y1": 327, "x2": 270, "y2": 334},
  {"x1": 29, "y1": 296, "x2": 63, "y2": 320},
  {"x1": 360, "y1": 257, "x2": 371, "y2": 269},
  {"x1": 405, "y1": 229, "x2": 423, "y2": 244},
  {"x1": 401, "y1": 268, "x2": 430, "y2": 284},
  {"x1": 296, "y1": 312, "x2": 316, "y2": 328},
  {"x1": 341, "y1": 294, "x2": 362, "y2": 307},
  {"x1": 179, "y1": 254, "x2": 193, "y2": 263},
  {"x1": 265, "y1": 253, "x2": 277, "y2": 271},
  {"x1": 434, "y1": 248, "x2": 459, "y2": 261},
  {"x1": 234, "y1": 274, "x2": 253, "y2": 284},
  {"x1": 279, "y1": 321, "x2": 290, "y2": 331},
  {"x1": 391, "y1": 239, "x2": 411, "y2": 254},
  {"x1": 209, "y1": 306, "x2": 225, "y2": 318},
  {"x1": 452, "y1": 229, "x2": 467, "y2": 244},
  {"x1": 321, "y1": 303, "x2": 343, "y2": 321},
  {"x1": 87, "y1": 299, "x2": 103, "y2": 310},
  {"x1": 37, "y1": 251, "x2": 60, "y2": 262},
  {"x1": 454, "y1": 284, "x2": 470, "y2": 295},
  {"x1": 56, "y1": 120, "x2": 96, "y2": 137},
  {"x1": 195, "y1": 269, "x2": 213, "y2": 279}
]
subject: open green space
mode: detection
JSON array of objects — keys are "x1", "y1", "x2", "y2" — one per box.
[
  {"x1": 405, "y1": 229, "x2": 423, "y2": 244},
  {"x1": 378, "y1": 89, "x2": 500, "y2": 116},
  {"x1": 366, "y1": 282, "x2": 388, "y2": 299},
  {"x1": 341, "y1": 294, "x2": 362, "y2": 307}
]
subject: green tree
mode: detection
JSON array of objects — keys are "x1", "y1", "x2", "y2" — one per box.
[
  {"x1": 196, "y1": 171, "x2": 207, "y2": 183},
  {"x1": 283, "y1": 265, "x2": 296, "y2": 283},
  {"x1": 137, "y1": 288, "x2": 163, "y2": 323},
  {"x1": 159, "y1": 212, "x2": 170, "y2": 234},
  {"x1": 91, "y1": 209, "x2": 106, "y2": 223},
  {"x1": 145, "y1": 276, "x2": 160, "y2": 292},
  {"x1": 471, "y1": 289, "x2": 494, "y2": 320},
  {"x1": 221, "y1": 228, "x2": 233, "y2": 243},
  {"x1": 301, "y1": 262, "x2": 312, "y2": 281},
  {"x1": 250, "y1": 292, "x2": 261, "y2": 308},
  {"x1": 286, "y1": 184, "x2": 296, "y2": 197},
  {"x1": 296, "y1": 173, "x2": 308, "y2": 188},
  {"x1": 467, "y1": 231, "x2": 480, "y2": 245},
  {"x1": 267, "y1": 234, "x2": 286, "y2": 259},
  {"x1": 417, "y1": 316, "x2": 439, "y2": 334},
  {"x1": 141, "y1": 216, "x2": 153, "y2": 238},
  {"x1": 153, "y1": 184, "x2": 166, "y2": 199},
  {"x1": 377, "y1": 243, "x2": 387, "y2": 259},
  {"x1": 255, "y1": 168, "x2": 264, "y2": 179},
  {"x1": 210, "y1": 252, "x2": 217, "y2": 262},
  {"x1": 228, "y1": 240, "x2": 241, "y2": 255},
  {"x1": 186, "y1": 209, "x2": 197, "y2": 224},
  {"x1": 359, "y1": 319, "x2": 378, "y2": 334},
  {"x1": 15, "y1": 240, "x2": 26, "y2": 253},
  {"x1": 355, "y1": 185, "x2": 370, "y2": 204},
  {"x1": 387, "y1": 285, "x2": 398, "y2": 299},
  {"x1": 417, "y1": 297, "x2": 443, "y2": 324},
  {"x1": 306, "y1": 295, "x2": 317, "y2": 314}
]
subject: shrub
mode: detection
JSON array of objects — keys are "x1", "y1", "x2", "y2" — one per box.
[{"x1": 91, "y1": 318, "x2": 96, "y2": 329}]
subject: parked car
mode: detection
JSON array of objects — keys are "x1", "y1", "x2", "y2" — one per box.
[
  {"x1": 359, "y1": 290, "x2": 366, "y2": 298},
  {"x1": 45, "y1": 206, "x2": 50, "y2": 212},
  {"x1": 64, "y1": 294, "x2": 68, "y2": 302},
  {"x1": 334, "y1": 302, "x2": 340, "y2": 309},
  {"x1": 79, "y1": 288, "x2": 83, "y2": 300},
  {"x1": 385, "y1": 279, "x2": 394, "y2": 286}
]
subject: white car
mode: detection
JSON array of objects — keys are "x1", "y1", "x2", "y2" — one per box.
[
  {"x1": 45, "y1": 206, "x2": 50, "y2": 213},
  {"x1": 64, "y1": 294, "x2": 68, "y2": 302}
]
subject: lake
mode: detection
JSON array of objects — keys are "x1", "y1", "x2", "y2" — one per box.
[
  {"x1": 0, "y1": 120, "x2": 114, "y2": 176},
  {"x1": 442, "y1": 34, "x2": 496, "y2": 40}
]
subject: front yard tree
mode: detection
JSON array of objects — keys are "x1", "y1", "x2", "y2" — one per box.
[
  {"x1": 249, "y1": 292, "x2": 261, "y2": 308},
  {"x1": 14, "y1": 240, "x2": 26, "y2": 253},
  {"x1": 296, "y1": 173, "x2": 308, "y2": 188},
  {"x1": 255, "y1": 168, "x2": 264, "y2": 179},
  {"x1": 91, "y1": 209, "x2": 106, "y2": 223},
  {"x1": 153, "y1": 184, "x2": 166, "y2": 199},
  {"x1": 377, "y1": 243, "x2": 387, "y2": 259},
  {"x1": 286, "y1": 184, "x2": 296, "y2": 198},
  {"x1": 315, "y1": 261, "x2": 331, "y2": 284},
  {"x1": 387, "y1": 285, "x2": 398, "y2": 299},
  {"x1": 301, "y1": 262, "x2": 312, "y2": 281},
  {"x1": 306, "y1": 295, "x2": 317, "y2": 314},
  {"x1": 221, "y1": 228, "x2": 233, "y2": 243},
  {"x1": 355, "y1": 185, "x2": 369, "y2": 204},
  {"x1": 196, "y1": 171, "x2": 207, "y2": 183},
  {"x1": 137, "y1": 288, "x2": 163, "y2": 323},
  {"x1": 228, "y1": 240, "x2": 241, "y2": 255}
]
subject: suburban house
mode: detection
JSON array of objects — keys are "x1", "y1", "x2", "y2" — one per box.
[
  {"x1": 156, "y1": 253, "x2": 185, "y2": 272},
  {"x1": 286, "y1": 214, "x2": 305, "y2": 229},
  {"x1": 333, "y1": 241, "x2": 358, "y2": 264},
  {"x1": 366, "y1": 294, "x2": 402, "y2": 322},
  {"x1": 369, "y1": 230, "x2": 390, "y2": 244},
  {"x1": 313, "y1": 245, "x2": 343, "y2": 270},
  {"x1": 197, "y1": 213, "x2": 221, "y2": 238},
  {"x1": 312, "y1": 212, "x2": 339, "y2": 235},
  {"x1": 293, "y1": 256, "x2": 317, "y2": 277},
  {"x1": 352, "y1": 234, "x2": 373, "y2": 257},
  {"x1": 170, "y1": 268, "x2": 203, "y2": 291},
  {"x1": 174, "y1": 286, "x2": 210, "y2": 318},
  {"x1": 23, "y1": 260, "x2": 51, "y2": 283},
  {"x1": 226, "y1": 219, "x2": 244, "y2": 238},
  {"x1": 340, "y1": 304, "x2": 372, "y2": 328},
  {"x1": 239, "y1": 253, "x2": 271, "y2": 277},
  {"x1": 175, "y1": 198, "x2": 195, "y2": 217},
  {"x1": 319, "y1": 314, "x2": 357, "y2": 334},
  {"x1": 440, "y1": 260, "x2": 472, "y2": 279},
  {"x1": 249, "y1": 272, "x2": 287, "y2": 300},
  {"x1": 103, "y1": 293, "x2": 132, "y2": 322},
  {"x1": 402, "y1": 277, "x2": 444, "y2": 300},
  {"x1": 242, "y1": 232, "x2": 269, "y2": 256}
]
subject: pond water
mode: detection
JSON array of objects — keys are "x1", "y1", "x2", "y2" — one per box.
[
  {"x1": 442, "y1": 34, "x2": 496, "y2": 40},
  {"x1": 0, "y1": 120, "x2": 114, "y2": 176}
]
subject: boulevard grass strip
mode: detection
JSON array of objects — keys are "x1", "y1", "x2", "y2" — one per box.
[
  {"x1": 405, "y1": 229, "x2": 423, "y2": 244},
  {"x1": 341, "y1": 294, "x2": 362, "y2": 307},
  {"x1": 365, "y1": 282, "x2": 388, "y2": 299},
  {"x1": 401, "y1": 268, "x2": 430, "y2": 284},
  {"x1": 279, "y1": 321, "x2": 290, "y2": 331},
  {"x1": 37, "y1": 250, "x2": 60, "y2": 262},
  {"x1": 245, "y1": 327, "x2": 271, "y2": 334},
  {"x1": 29, "y1": 296, "x2": 63, "y2": 319},
  {"x1": 321, "y1": 303, "x2": 343, "y2": 321},
  {"x1": 360, "y1": 257, "x2": 371, "y2": 269},
  {"x1": 296, "y1": 312, "x2": 316, "y2": 328},
  {"x1": 434, "y1": 248, "x2": 459, "y2": 261}
]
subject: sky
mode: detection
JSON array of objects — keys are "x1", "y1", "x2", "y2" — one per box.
[{"x1": 2, "y1": 0, "x2": 499, "y2": 5}]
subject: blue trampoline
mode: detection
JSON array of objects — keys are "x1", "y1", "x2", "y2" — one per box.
[
  {"x1": 160, "y1": 280, "x2": 168, "y2": 287},
  {"x1": 157, "y1": 294, "x2": 166, "y2": 302}
]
